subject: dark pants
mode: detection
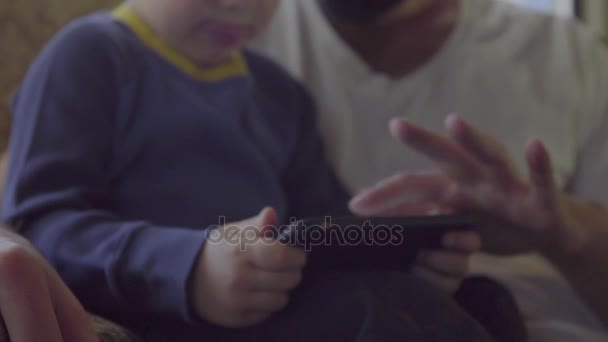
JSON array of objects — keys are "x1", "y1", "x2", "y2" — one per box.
[
  {"x1": 455, "y1": 276, "x2": 528, "y2": 342},
  {"x1": 137, "y1": 271, "x2": 495, "y2": 341}
]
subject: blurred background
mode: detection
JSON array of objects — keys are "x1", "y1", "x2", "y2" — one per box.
[
  {"x1": 504, "y1": 0, "x2": 574, "y2": 16},
  {"x1": 505, "y1": 0, "x2": 575, "y2": 16},
  {"x1": 503, "y1": 0, "x2": 607, "y2": 36}
]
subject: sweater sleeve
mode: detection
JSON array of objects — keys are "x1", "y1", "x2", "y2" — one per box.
[{"x1": 2, "y1": 18, "x2": 206, "y2": 323}]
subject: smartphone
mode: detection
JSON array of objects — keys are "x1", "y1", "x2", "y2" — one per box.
[{"x1": 279, "y1": 215, "x2": 476, "y2": 274}]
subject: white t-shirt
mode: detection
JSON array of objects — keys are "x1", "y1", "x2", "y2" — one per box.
[{"x1": 252, "y1": 0, "x2": 608, "y2": 340}]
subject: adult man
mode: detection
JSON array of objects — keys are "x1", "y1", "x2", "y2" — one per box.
[{"x1": 253, "y1": 0, "x2": 608, "y2": 340}]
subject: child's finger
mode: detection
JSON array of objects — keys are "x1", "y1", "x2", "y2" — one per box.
[
  {"x1": 248, "y1": 242, "x2": 307, "y2": 272},
  {"x1": 255, "y1": 207, "x2": 279, "y2": 236},
  {"x1": 237, "y1": 312, "x2": 271, "y2": 328},
  {"x1": 245, "y1": 292, "x2": 289, "y2": 314},
  {"x1": 248, "y1": 269, "x2": 302, "y2": 292},
  {"x1": 226, "y1": 207, "x2": 279, "y2": 241}
]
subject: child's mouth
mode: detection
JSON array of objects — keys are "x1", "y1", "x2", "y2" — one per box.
[{"x1": 205, "y1": 22, "x2": 252, "y2": 47}]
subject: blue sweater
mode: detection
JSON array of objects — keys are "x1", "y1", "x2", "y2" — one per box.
[{"x1": 2, "y1": 9, "x2": 349, "y2": 333}]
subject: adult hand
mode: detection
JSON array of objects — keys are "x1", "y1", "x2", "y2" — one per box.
[
  {"x1": 0, "y1": 228, "x2": 99, "y2": 342},
  {"x1": 350, "y1": 114, "x2": 589, "y2": 257},
  {"x1": 413, "y1": 231, "x2": 481, "y2": 294}
]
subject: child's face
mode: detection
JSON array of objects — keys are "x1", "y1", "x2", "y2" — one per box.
[{"x1": 138, "y1": 0, "x2": 279, "y2": 66}]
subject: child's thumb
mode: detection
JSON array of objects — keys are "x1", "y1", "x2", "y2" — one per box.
[{"x1": 257, "y1": 207, "x2": 278, "y2": 235}]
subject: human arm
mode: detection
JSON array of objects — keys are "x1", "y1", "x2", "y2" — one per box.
[{"x1": 2, "y1": 20, "x2": 207, "y2": 323}]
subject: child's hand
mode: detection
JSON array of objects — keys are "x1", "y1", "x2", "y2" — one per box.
[
  {"x1": 192, "y1": 208, "x2": 306, "y2": 328},
  {"x1": 413, "y1": 231, "x2": 481, "y2": 294}
]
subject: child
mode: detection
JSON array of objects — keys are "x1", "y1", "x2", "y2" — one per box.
[{"x1": 2, "y1": 0, "x2": 490, "y2": 340}]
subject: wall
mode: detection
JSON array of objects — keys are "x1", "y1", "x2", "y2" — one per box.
[
  {"x1": 581, "y1": 0, "x2": 608, "y2": 37},
  {"x1": 501, "y1": 0, "x2": 574, "y2": 16}
]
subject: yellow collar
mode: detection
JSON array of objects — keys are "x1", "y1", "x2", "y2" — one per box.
[{"x1": 112, "y1": 4, "x2": 248, "y2": 82}]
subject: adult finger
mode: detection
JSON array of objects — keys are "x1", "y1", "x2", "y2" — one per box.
[
  {"x1": 445, "y1": 114, "x2": 522, "y2": 186},
  {"x1": 0, "y1": 247, "x2": 64, "y2": 342},
  {"x1": 416, "y1": 250, "x2": 471, "y2": 277},
  {"x1": 389, "y1": 118, "x2": 483, "y2": 182},
  {"x1": 47, "y1": 268, "x2": 99, "y2": 342},
  {"x1": 360, "y1": 203, "x2": 454, "y2": 218},
  {"x1": 349, "y1": 172, "x2": 453, "y2": 216},
  {"x1": 441, "y1": 231, "x2": 482, "y2": 253},
  {"x1": 525, "y1": 139, "x2": 558, "y2": 208}
]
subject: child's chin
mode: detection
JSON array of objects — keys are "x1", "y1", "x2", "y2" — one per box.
[
  {"x1": 198, "y1": 49, "x2": 240, "y2": 66},
  {"x1": 214, "y1": 40, "x2": 245, "y2": 53}
]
